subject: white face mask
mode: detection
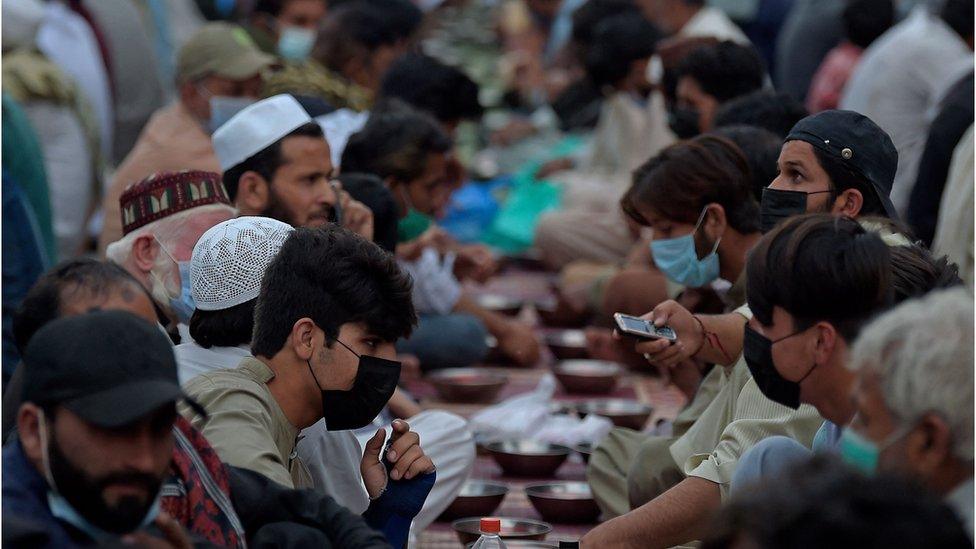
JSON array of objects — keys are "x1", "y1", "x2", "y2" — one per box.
[{"x1": 277, "y1": 26, "x2": 316, "y2": 61}]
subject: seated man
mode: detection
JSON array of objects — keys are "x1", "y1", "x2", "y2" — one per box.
[
  {"x1": 342, "y1": 104, "x2": 541, "y2": 369},
  {"x1": 181, "y1": 226, "x2": 435, "y2": 548}
]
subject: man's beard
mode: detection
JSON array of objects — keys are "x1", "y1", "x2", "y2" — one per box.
[
  {"x1": 48, "y1": 432, "x2": 163, "y2": 534},
  {"x1": 260, "y1": 187, "x2": 334, "y2": 228}
]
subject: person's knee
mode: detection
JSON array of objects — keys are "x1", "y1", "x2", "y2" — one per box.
[
  {"x1": 401, "y1": 314, "x2": 488, "y2": 370},
  {"x1": 447, "y1": 314, "x2": 489, "y2": 364},
  {"x1": 600, "y1": 269, "x2": 669, "y2": 318},
  {"x1": 732, "y1": 436, "x2": 811, "y2": 497}
]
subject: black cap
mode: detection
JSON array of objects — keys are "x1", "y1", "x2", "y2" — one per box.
[
  {"x1": 785, "y1": 110, "x2": 899, "y2": 219},
  {"x1": 22, "y1": 310, "x2": 196, "y2": 428}
]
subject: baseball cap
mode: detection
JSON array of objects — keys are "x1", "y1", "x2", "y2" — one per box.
[
  {"x1": 785, "y1": 110, "x2": 899, "y2": 219},
  {"x1": 191, "y1": 216, "x2": 294, "y2": 311},
  {"x1": 119, "y1": 171, "x2": 232, "y2": 236},
  {"x1": 212, "y1": 94, "x2": 313, "y2": 171},
  {"x1": 177, "y1": 22, "x2": 276, "y2": 85},
  {"x1": 22, "y1": 310, "x2": 203, "y2": 428}
]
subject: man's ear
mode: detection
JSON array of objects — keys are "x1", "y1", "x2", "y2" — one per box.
[
  {"x1": 813, "y1": 321, "x2": 838, "y2": 365},
  {"x1": 705, "y1": 203, "x2": 728, "y2": 241},
  {"x1": 290, "y1": 318, "x2": 318, "y2": 362},
  {"x1": 237, "y1": 171, "x2": 271, "y2": 213},
  {"x1": 906, "y1": 413, "x2": 954, "y2": 476},
  {"x1": 17, "y1": 403, "x2": 45, "y2": 465},
  {"x1": 132, "y1": 234, "x2": 159, "y2": 273},
  {"x1": 834, "y1": 188, "x2": 864, "y2": 218}
]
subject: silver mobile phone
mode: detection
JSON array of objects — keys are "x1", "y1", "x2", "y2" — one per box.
[{"x1": 613, "y1": 313, "x2": 677, "y2": 342}]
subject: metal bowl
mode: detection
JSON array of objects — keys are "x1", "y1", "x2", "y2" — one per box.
[
  {"x1": 476, "y1": 294, "x2": 523, "y2": 316},
  {"x1": 577, "y1": 399, "x2": 654, "y2": 430},
  {"x1": 526, "y1": 481, "x2": 600, "y2": 524},
  {"x1": 575, "y1": 442, "x2": 593, "y2": 463},
  {"x1": 427, "y1": 368, "x2": 508, "y2": 403},
  {"x1": 552, "y1": 360, "x2": 622, "y2": 395},
  {"x1": 438, "y1": 481, "x2": 509, "y2": 522},
  {"x1": 467, "y1": 542, "x2": 557, "y2": 548},
  {"x1": 545, "y1": 329, "x2": 589, "y2": 360},
  {"x1": 453, "y1": 517, "x2": 552, "y2": 545},
  {"x1": 486, "y1": 440, "x2": 571, "y2": 477}
]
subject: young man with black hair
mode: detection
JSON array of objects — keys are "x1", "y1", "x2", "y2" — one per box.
[
  {"x1": 713, "y1": 91, "x2": 808, "y2": 139},
  {"x1": 213, "y1": 94, "x2": 374, "y2": 238},
  {"x1": 379, "y1": 53, "x2": 484, "y2": 134}
]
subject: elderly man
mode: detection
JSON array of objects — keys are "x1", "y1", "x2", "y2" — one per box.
[
  {"x1": 213, "y1": 94, "x2": 373, "y2": 239},
  {"x1": 104, "y1": 170, "x2": 236, "y2": 330},
  {"x1": 844, "y1": 288, "x2": 973, "y2": 537},
  {"x1": 99, "y1": 23, "x2": 275, "y2": 252}
]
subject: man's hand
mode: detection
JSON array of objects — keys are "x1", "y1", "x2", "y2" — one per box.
[
  {"x1": 121, "y1": 512, "x2": 191, "y2": 549},
  {"x1": 454, "y1": 244, "x2": 498, "y2": 283},
  {"x1": 337, "y1": 188, "x2": 374, "y2": 241},
  {"x1": 361, "y1": 420, "x2": 435, "y2": 499},
  {"x1": 534, "y1": 157, "x2": 575, "y2": 180},
  {"x1": 634, "y1": 300, "x2": 702, "y2": 370},
  {"x1": 497, "y1": 322, "x2": 541, "y2": 367}
]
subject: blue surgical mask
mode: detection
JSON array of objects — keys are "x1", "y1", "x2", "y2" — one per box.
[
  {"x1": 650, "y1": 207, "x2": 722, "y2": 287},
  {"x1": 208, "y1": 96, "x2": 257, "y2": 134},
  {"x1": 838, "y1": 424, "x2": 911, "y2": 475},
  {"x1": 153, "y1": 239, "x2": 196, "y2": 324},
  {"x1": 39, "y1": 412, "x2": 162, "y2": 541},
  {"x1": 277, "y1": 26, "x2": 316, "y2": 61}
]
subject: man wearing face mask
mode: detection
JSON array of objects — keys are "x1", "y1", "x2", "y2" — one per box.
[
  {"x1": 215, "y1": 94, "x2": 374, "y2": 239},
  {"x1": 246, "y1": 0, "x2": 328, "y2": 62},
  {"x1": 105, "y1": 171, "x2": 236, "y2": 338},
  {"x1": 844, "y1": 288, "x2": 973, "y2": 538},
  {"x1": 3, "y1": 311, "x2": 200, "y2": 547},
  {"x1": 99, "y1": 23, "x2": 275, "y2": 253},
  {"x1": 181, "y1": 226, "x2": 435, "y2": 547}
]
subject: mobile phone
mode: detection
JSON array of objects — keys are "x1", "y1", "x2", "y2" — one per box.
[{"x1": 613, "y1": 313, "x2": 677, "y2": 342}]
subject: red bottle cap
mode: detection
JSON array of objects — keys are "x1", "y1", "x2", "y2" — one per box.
[{"x1": 480, "y1": 517, "x2": 501, "y2": 534}]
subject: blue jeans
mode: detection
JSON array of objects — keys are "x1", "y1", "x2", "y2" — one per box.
[{"x1": 396, "y1": 313, "x2": 488, "y2": 372}]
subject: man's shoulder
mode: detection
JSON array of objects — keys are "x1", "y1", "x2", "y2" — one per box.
[{"x1": 182, "y1": 360, "x2": 274, "y2": 408}]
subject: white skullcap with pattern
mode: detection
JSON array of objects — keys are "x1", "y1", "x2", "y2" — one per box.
[{"x1": 190, "y1": 216, "x2": 293, "y2": 311}]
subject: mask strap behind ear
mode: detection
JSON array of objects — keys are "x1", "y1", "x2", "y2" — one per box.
[{"x1": 37, "y1": 410, "x2": 59, "y2": 492}]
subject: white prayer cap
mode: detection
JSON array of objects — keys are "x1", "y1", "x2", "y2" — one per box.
[
  {"x1": 212, "y1": 94, "x2": 312, "y2": 172},
  {"x1": 190, "y1": 216, "x2": 293, "y2": 311}
]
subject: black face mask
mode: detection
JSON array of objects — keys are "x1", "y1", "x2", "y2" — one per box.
[
  {"x1": 307, "y1": 338, "x2": 401, "y2": 431},
  {"x1": 742, "y1": 324, "x2": 816, "y2": 410},
  {"x1": 668, "y1": 107, "x2": 700, "y2": 139},
  {"x1": 760, "y1": 187, "x2": 834, "y2": 234}
]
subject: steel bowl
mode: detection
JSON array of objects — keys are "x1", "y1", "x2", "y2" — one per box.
[
  {"x1": 438, "y1": 481, "x2": 509, "y2": 522},
  {"x1": 467, "y1": 541, "x2": 557, "y2": 548},
  {"x1": 544, "y1": 329, "x2": 589, "y2": 360},
  {"x1": 552, "y1": 360, "x2": 622, "y2": 395},
  {"x1": 525, "y1": 481, "x2": 600, "y2": 524},
  {"x1": 476, "y1": 294, "x2": 523, "y2": 316},
  {"x1": 453, "y1": 517, "x2": 552, "y2": 545},
  {"x1": 575, "y1": 442, "x2": 593, "y2": 463},
  {"x1": 486, "y1": 440, "x2": 572, "y2": 477},
  {"x1": 427, "y1": 368, "x2": 508, "y2": 403},
  {"x1": 577, "y1": 399, "x2": 654, "y2": 430}
]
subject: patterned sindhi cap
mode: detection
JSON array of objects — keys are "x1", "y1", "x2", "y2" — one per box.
[{"x1": 120, "y1": 171, "x2": 231, "y2": 236}]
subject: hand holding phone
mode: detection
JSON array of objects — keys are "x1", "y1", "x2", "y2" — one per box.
[{"x1": 613, "y1": 313, "x2": 677, "y2": 342}]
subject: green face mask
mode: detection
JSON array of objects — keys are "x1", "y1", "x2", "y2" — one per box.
[
  {"x1": 838, "y1": 425, "x2": 910, "y2": 475},
  {"x1": 397, "y1": 208, "x2": 433, "y2": 243}
]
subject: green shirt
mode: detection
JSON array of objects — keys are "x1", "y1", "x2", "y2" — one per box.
[{"x1": 181, "y1": 357, "x2": 312, "y2": 489}]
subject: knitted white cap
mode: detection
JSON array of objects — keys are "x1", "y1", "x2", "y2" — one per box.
[
  {"x1": 212, "y1": 94, "x2": 312, "y2": 172},
  {"x1": 190, "y1": 216, "x2": 293, "y2": 311}
]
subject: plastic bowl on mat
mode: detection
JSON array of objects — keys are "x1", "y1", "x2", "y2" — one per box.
[
  {"x1": 552, "y1": 360, "x2": 622, "y2": 395},
  {"x1": 438, "y1": 481, "x2": 509, "y2": 522},
  {"x1": 452, "y1": 517, "x2": 552, "y2": 545},
  {"x1": 427, "y1": 368, "x2": 508, "y2": 403},
  {"x1": 476, "y1": 294, "x2": 523, "y2": 316},
  {"x1": 525, "y1": 481, "x2": 600, "y2": 524},
  {"x1": 485, "y1": 440, "x2": 572, "y2": 477},
  {"x1": 544, "y1": 329, "x2": 589, "y2": 360}
]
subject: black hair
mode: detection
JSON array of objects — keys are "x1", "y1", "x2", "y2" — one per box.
[
  {"x1": 12, "y1": 259, "x2": 145, "y2": 353},
  {"x1": 326, "y1": 0, "x2": 422, "y2": 41},
  {"x1": 252, "y1": 0, "x2": 321, "y2": 16},
  {"x1": 622, "y1": 135, "x2": 760, "y2": 234},
  {"x1": 251, "y1": 226, "x2": 416, "y2": 358},
  {"x1": 713, "y1": 91, "x2": 808, "y2": 139},
  {"x1": 703, "y1": 455, "x2": 972, "y2": 549},
  {"x1": 842, "y1": 0, "x2": 895, "y2": 49},
  {"x1": 340, "y1": 103, "x2": 452, "y2": 183},
  {"x1": 222, "y1": 121, "x2": 325, "y2": 201},
  {"x1": 711, "y1": 125, "x2": 783, "y2": 203},
  {"x1": 379, "y1": 53, "x2": 483, "y2": 125},
  {"x1": 584, "y1": 13, "x2": 662, "y2": 90},
  {"x1": 188, "y1": 299, "x2": 256, "y2": 349},
  {"x1": 313, "y1": 2, "x2": 406, "y2": 72},
  {"x1": 339, "y1": 173, "x2": 399, "y2": 253},
  {"x1": 811, "y1": 147, "x2": 886, "y2": 218},
  {"x1": 570, "y1": 0, "x2": 642, "y2": 60},
  {"x1": 746, "y1": 214, "x2": 893, "y2": 342},
  {"x1": 674, "y1": 41, "x2": 765, "y2": 103},
  {"x1": 941, "y1": 0, "x2": 974, "y2": 42},
  {"x1": 887, "y1": 243, "x2": 962, "y2": 303}
]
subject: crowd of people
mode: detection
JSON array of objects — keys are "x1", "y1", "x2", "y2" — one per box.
[{"x1": 1, "y1": 0, "x2": 973, "y2": 547}]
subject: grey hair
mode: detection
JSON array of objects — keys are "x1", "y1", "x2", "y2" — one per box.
[
  {"x1": 849, "y1": 287, "x2": 974, "y2": 461},
  {"x1": 105, "y1": 204, "x2": 237, "y2": 265}
]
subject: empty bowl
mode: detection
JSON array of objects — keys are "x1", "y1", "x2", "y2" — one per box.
[
  {"x1": 427, "y1": 368, "x2": 508, "y2": 403},
  {"x1": 552, "y1": 360, "x2": 622, "y2": 395},
  {"x1": 438, "y1": 481, "x2": 509, "y2": 522},
  {"x1": 453, "y1": 517, "x2": 552, "y2": 545},
  {"x1": 467, "y1": 542, "x2": 557, "y2": 548},
  {"x1": 476, "y1": 294, "x2": 523, "y2": 316},
  {"x1": 545, "y1": 329, "x2": 589, "y2": 360},
  {"x1": 577, "y1": 399, "x2": 654, "y2": 430},
  {"x1": 574, "y1": 442, "x2": 593, "y2": 463},
  {"x1": 486, "y1": 440, "x2": 572, "y2": 477},
  {"x1": 526, "y1": 481, "x2": 600, "y2": 524}
]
